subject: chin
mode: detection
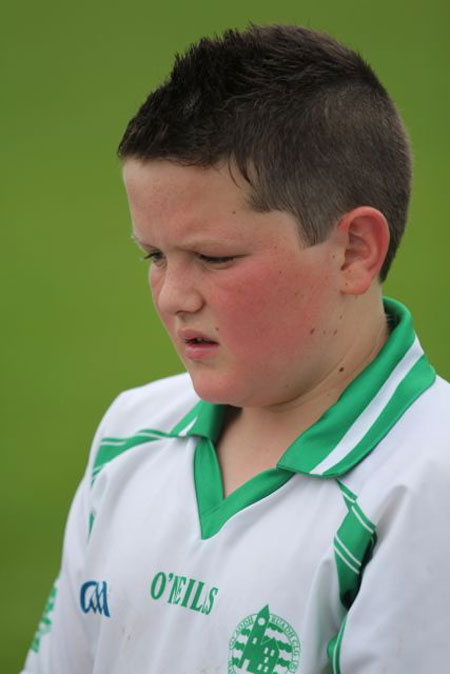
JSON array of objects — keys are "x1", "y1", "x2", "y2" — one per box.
[
  {"x1": 188, "y1": 372, "x2": 244, "y2": 406},
  {"x1": 188, "y1": 373, "x2": 276, "y2": 408}
]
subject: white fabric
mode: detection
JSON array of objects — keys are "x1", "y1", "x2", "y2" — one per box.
[{"x1": 21, "y1": 373, "x2": 450, "y2": 674}]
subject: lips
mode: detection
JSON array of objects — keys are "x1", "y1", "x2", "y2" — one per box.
[
  {"x1": 179, "y1": 329, "x2": 218, "y2": 345},
  {"x1": 179, "y1": 329, "x2": 219, "y2": 361}
]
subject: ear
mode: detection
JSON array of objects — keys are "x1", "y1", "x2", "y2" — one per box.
[{"x1": 337, "y1": 206, "x2": 390, "y2": 295}]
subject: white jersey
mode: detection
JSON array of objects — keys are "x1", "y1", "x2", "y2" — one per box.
[{"x1": 22, "y1": 298, "x2": 450, "y2": 674}]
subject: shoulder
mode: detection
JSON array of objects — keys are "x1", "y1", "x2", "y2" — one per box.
[
  {"x1": 81, "y1": 372, "x2": 199, "y2": 480},
  {"x1": 393, "y1": 374, "x2": 450, "y2": 451},
  {"x1": 389, "y1": 374, "x2": 450, "y2": 455},
  {"x1": 101, "y1": 371, "x2": 199, "y2": 437}
]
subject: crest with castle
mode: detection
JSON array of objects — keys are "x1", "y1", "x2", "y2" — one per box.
[{"x1": 229, "y1": 605, "x2": 300, "y2": 673}]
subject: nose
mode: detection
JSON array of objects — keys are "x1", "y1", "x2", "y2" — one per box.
[{"x1": 151, "y1": 262, "x2": 203, "y2": 316}]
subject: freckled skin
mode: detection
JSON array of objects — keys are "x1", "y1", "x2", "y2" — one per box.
[{"x1": 123, "y1": 160, "x2": 346, "y2": 408}]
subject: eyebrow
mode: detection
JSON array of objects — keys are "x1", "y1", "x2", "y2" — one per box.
[
  {"x1": 130, "y1": 233, "x2": 242, "y2": 250},
  {"x1": 131, "y1": 234, "x2": 151, "y2": 248}
]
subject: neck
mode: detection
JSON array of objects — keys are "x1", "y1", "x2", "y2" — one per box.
[{"x1": 234, "y1": 289, "x2": 389, "y2": 442}]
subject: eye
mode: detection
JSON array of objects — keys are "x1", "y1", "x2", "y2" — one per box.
[
  {"x1": 142, "y1": 250, "x2": 165, "y2": 265},
  {"x1": 198, "y1": 254, "x2": 236, "y2": 265}
]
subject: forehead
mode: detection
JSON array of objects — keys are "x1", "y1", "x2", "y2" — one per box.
[
  {"x1": 122, "y1": 158, "x2": 304, "y2": 249},
  {"x1": 123, "y1": 159, "x2": 250, "y2": 222}
]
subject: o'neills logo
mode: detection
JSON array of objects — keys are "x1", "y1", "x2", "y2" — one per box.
[
  {"x1": 229, "y1": 605, "x2": 300, "y2": 674},
  {"x1": 150, "y1": 571, "x2": 219, "y2": 616}
]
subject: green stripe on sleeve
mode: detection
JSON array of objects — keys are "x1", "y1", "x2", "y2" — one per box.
[
  {"x1": 333, "y1": 498, "x2": 377, "y2": 610},
  {"x1": 328, "y1": 492, "x2": 377, "y2": 673},
  {"x1": 327, "y1": 615, "x2": 347, "y2": 674}
]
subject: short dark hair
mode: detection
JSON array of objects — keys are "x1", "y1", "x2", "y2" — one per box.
[{"x1": 117, "y1": 24, "x2": 412, "y2": 281}]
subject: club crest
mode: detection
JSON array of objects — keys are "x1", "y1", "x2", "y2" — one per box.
[{"x1": 229, "y1": 605, "x2": 300, "y2": 673}]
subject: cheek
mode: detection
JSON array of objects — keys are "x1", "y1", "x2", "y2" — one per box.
[
  {"x1": 217, "y1": 265, "x2": 333, "y2": 355},
  {"x1": 149, "y1": 266, "x2": 160, "y2": 296},
  {"x1": 148, "y1": 272, "x2": 161, "y2": 314}
]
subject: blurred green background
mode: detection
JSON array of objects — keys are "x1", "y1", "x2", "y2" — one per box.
[{"x1": 2, "y1": 0, "x2": 449, "y2": 670}]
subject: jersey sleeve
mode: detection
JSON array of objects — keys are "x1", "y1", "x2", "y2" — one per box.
[
  {"x1": 334, "y1": 456, "x2": 450, "y2": 673},
  {"x1": 20, "y1": 394, "x2": 124, "y2": 674}
]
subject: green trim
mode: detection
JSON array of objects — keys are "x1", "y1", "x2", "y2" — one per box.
[
  {"x1": 333, "y1": 502, "x2": 376, "y2": 609},
  {"x1": 328, "y1": 492, "x2": 377, "y2": 672},
  {"x1": 279, "y1": 297, "x2": 414, "y2": 473},
  {"x1": 31, "y1": 583, "x2": 58, "y2": 653},
  {"x1": 184, "y1": 402, "x2": 227, "y2": 442},
  {"x1": 327, "y1": 615, "x2": 347, "y2": 674},
  {"x1": 194, "y1": 436, "x2": 293, "y2": 539},
  {"x1": 336, "y1": 481, "x2": 357, "y2": 511},
  {"x1": 88, "y1": 511, "x2": 95, "y2": 537},
  {"x1": 322, "y1": 354, "x2": 435, "y2": 476},
  {"x1": 194, "y1": 438, "x2": 224, "y2": 513},
  {"x1": 171, "y1": 400, "x2": 203, "y2": 435},
  {"x1": 277, "y1": 298, "x2": 435, "y2": 477},
  {"x1": 90, "y1": 428, "x2": 179, "y2": 531},
  {"x1": 92, "y1": 428, "x2": 177, "y2": 484}
]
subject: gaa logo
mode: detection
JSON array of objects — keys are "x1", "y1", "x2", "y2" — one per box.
[{"x1": 80, "y1": 580, "x2": 111, "y2": 617}]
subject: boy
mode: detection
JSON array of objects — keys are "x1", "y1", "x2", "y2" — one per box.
[{"x1": 22, "y1": 24, "x2": 450, "y2": 673}]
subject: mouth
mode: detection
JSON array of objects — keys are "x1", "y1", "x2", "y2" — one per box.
[
  {"x1": 179, "y1": 330, "x2": 219, "y2": 360},
  {"x1": 179, "y1": 329, "x2": 218, "y2": 345},
  {"x1": 184, "y1": 337, "x2": 217, "y2": 345}
]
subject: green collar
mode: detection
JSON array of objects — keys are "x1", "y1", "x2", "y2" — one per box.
[{"x1": 172, "y1": 297, "x2": 435, "y2": 479}]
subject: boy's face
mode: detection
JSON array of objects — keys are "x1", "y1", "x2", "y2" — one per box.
[{"x1": 123, "y1": 159, "x2": 344, "y2": 408}]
